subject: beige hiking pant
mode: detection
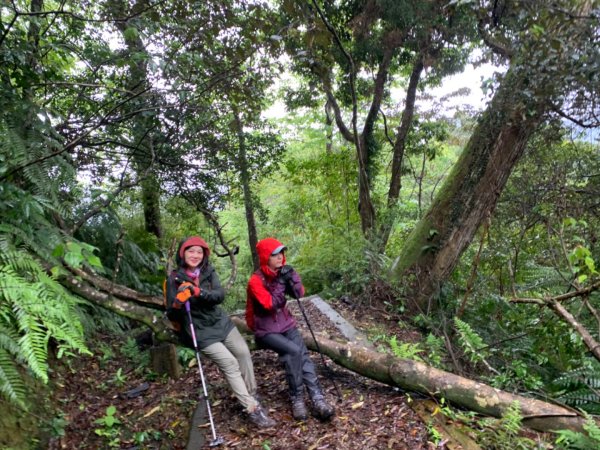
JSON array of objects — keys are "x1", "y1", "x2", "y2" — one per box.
[{"x1": 201, "y1": 327, "x2": 258, "y2": 412}]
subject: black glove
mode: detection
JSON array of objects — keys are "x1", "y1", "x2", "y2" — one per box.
[{"x1": 279, "y1": 265, "x2": 295, "y2": 284}]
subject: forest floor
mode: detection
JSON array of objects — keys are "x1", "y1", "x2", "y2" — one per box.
[{"x1": 45, "y1": 297, "x2": 550, "y2": 450}]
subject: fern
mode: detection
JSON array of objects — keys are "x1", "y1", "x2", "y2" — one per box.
[
  {"x1": 0, "y1": 124, "x2": 91, "y2": 406},
  {"x1": 515, "y1": 263, "x2": 568, "y2": 292},
  {"x1": 0, "y1": 348, "x2": 27, "y2": 404},
  {"x1": 555, "y1": 412, "x2": 600, "y2": 449},
  {"x1": 552, "y1": 361, "x2": 600, "y2": 413},
  {"x1": 476, "y1": 401, "x2": 535, "y2": 450},
  {"x1": 0, "y1": 245, "x2": 92, "y2": 405},
  {"x1": 389, "y1": 336, "x2": 424, "y2": 361},
  {"x1": 454, "y1": 317, "x2": 491, "y2": 363}
]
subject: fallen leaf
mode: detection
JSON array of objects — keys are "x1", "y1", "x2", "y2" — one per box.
[{"x1": 143, "y1": 406, "x2": 160, "y2": 418}]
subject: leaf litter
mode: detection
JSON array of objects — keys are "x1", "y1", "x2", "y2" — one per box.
[{"x1": 47, "y1": 298, "x2": 431, "y2": 449}]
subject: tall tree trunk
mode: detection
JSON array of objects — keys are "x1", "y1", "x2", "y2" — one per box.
[
  {"x1": 357, "y1": 134, "x2": 376, "y2": 235},
  {"x1": 113, "y1": 0, "x2": 163, "y2": 239},
  {"x1": 21, "y1": 0, "x2": 43, "y2": 136},
  {"x1": 325, "y1": 99, "x2": 333, "y2": 154},
  {"x1": 318, "y1": 22, "x2": 403, "y2": 237},
  {"x1": 379, "y1": 57, "x2": 424, "y2": 250},
  {"x1": 394, "y1": 69, "x2": 542, "y2": 311},
  {"x1": 394, "y1": 0, "x2": 595, "y2": 310},
  {"x1": 387, "y1": 57, "x2": 424, "y2": 206},
  {"x1": 141, "y1": 175, "x2": 162, "y2": 238},
  {"x1": 233, "y1": 109, "x2": 259, "y2": 270}
]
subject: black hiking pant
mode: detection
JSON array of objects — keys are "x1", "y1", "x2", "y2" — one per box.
[{"x1": 257, "y1": 327, "x2": 321, "y2": 398}]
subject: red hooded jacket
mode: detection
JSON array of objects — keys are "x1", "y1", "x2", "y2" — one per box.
[{"x1": 245, "y1": 238, "x2": 304, "y2": 337}]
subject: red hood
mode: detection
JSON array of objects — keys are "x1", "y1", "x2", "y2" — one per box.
[{"x1": 256, "y1": 237, "x2": 286, "y2": 277}]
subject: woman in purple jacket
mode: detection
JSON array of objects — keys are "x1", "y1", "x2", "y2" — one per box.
[{"x1": 246, "y1": 237, "x2": 334, "y2": 422}]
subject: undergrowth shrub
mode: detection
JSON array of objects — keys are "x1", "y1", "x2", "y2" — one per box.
[{"x1": 476, "y1": 401, "x2": 536, "y2": 450}]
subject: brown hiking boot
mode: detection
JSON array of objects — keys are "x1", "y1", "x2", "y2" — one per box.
[
  {"x1": 311, "y1": 395, "x2": 334, "y2": 421},
  {"x1": 248, "y1": 404, "x2": 276, "y2": 428},
  {"x1": 291, "y1": 394, "x2": 308, "y2": 421}
]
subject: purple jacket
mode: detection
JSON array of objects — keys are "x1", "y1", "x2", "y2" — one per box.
[{"x1": 246, "y1": 238, "x2": 305, "y2": 337}]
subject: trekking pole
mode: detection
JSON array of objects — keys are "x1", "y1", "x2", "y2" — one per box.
[
  {"x1": 292, "y1": 293, "x2": 343, "y2": 402},
  {"x1": 185, "y1": 302, "x2": 225, "y2": 447}
]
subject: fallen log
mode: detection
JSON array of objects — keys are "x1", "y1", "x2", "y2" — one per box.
[
  {"x1": 55, "y1": 268, "x2": 592, "y2": 435},
  {"x1": 230, "y1": 316, "x2": 591, "y2": 434}
]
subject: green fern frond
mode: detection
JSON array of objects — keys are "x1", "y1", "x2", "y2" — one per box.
[
  {"x1": 0, "y1": 242, "x2": 90, "y2": 405},
  {"x1": 501, "y1": 401, "x2": 524, "y2": 436},
  {"x1": 554, "y1": 365, "x2": 600, "y2": 389},
  {"x1": 476, "y1": 401, "x2": 534, "y2": 449},
  {"x1": 0, "y1": 349, "x2": 26, "y2": 406},
  {"x1": 0, "y1": 330, "x2": 22, "y2": 356},
  {"x1": 0, "y1": 249, "x2": 42, "y2": 276},
  {"x1": 583, "y1": 412, "x2": 600, "y2": 442},
  {"x1": 454, "y1": 317, "x2": 490, "y2": 362},
  {"x1": 557, "y1": 389, "x2": 600, "y2": 407},
  {"x1": 389, "y1": 336, "x2": 424, "y2": 361},
  {"x1": 516, "y1": 264, "x2": 561, "y2": 286},
  {"x1": 555, "y1": 412, "x2": 600, "y2": 449},
  {"x1": 552, "y1": 362, "x2": 600, "y2": 412},
  {"x1": 513, "y1": 263, "x2": 574, "y2": 298}
]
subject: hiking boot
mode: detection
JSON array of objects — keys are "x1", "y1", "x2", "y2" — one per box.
[
  {"x1": 311, "y1": 395, "x2": 334, "y2": 421},
  {"x1": 291, "y1": 394, "x2": 308, "y2": 421},
  {"x1": 248, "y1": 404, "x2": 276, "y2": 428}
]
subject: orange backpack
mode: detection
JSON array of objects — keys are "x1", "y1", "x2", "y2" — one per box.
[{"x1": 162, "y1": 278, "x2": 181, "y2": 332}]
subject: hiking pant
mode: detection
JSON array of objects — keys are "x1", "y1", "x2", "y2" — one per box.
[
  {"x1": 201, "y1": 327, "x2": 258, "y2": 412},
  {"x1": 256, "y1": 327, "x2": 320, "y2": 397}
]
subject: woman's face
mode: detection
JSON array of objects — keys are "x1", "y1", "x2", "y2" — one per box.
[
  {"x1": 267, "y1": 252, "x2": 284, "y2": 270},
  {"x1": 184, "y1": 245, "x2": 204, "y2": 268}
]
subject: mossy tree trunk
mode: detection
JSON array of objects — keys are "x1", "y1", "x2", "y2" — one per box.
[
  {"x1": 234, "y1": 108, "x2": 260, "y2": 271},
  {"x1": 394, "y1": 0, "x2": 596, "y2": 310},
  {"x1": 393, "y1": 69, "x2": 542, "y2": 311}
]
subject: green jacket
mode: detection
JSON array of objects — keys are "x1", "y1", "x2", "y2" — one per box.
[{"x1": 166, "y1": 265, "x2": 234, "y2": 349}]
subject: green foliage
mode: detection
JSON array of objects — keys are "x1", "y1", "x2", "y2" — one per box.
[
  {"x1": 120, "y1": 336, "x2": 150, "y2": 372},
  {"x1": 0, "y1": 242, "x2": 91, "y2": 405},
  {"x1": 94, "y1": 405, "x2": 122, "y2": 448},
  {"x1": 110, "y1": 368, "x2": 127, "y2": 388},
  {"x1": 178, "y1": 347, "x2": 196, "y2": 367},
  {"x1": 424, "y1": 333, "x2": 446, "y2": 368},
  {"x1": 45, "y1": 413, "x2": 68, "y2": 438},
  {"x1": 475, "y1": 401, "x2": 535, "y2": 450},
  {"x1": 491, "y1": 359, "x2": 544, "y2": 392},
  {"x1": 76, "y1": 209, "x2": 163, "y2": 295},
  {"x1": 449, "y1": 131, "x2": 600, "y2": 402},
  {"x1": 568, "y1": 243, "x2": 598, "y2": 284},
  {"x1": 0, "y1": 123, "x2": 91, "y2": 406},
  {"x1": 454, "y1": 317, "x2": 491, "y2": 365},
  {"x1": 554, "y1": 412, "x2": 600, "y2": 450},
  {"x1": 389, "y1": 336, "x2": 424, "y2": 361},
  {"x1": 552, "y1": 360, "x2": 600, "y2": 414}
]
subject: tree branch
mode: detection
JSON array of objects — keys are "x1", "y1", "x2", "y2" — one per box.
[
  {"x1": 5, "y1": 0, "x2": 168, "y2": 23},
  {"x1": 510, "y1": 281, "x2": 600, "y2": 304},
  {"x1": 387, "y1": 55, "x2": 424, "y2": 206},
  {"x1": 550, "y1": 298, "x2": 600, "y2": 362}
]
